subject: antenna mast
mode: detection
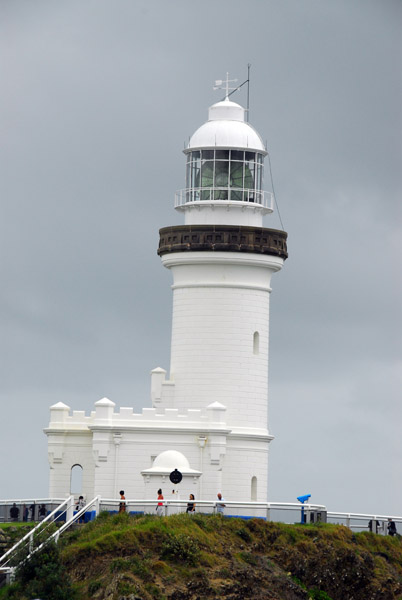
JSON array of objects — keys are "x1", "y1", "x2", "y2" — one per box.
[{"x1": 246, "y1": 63, "x2": 251, "y2": 122}]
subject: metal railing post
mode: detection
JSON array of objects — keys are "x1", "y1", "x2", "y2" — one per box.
[{"x1": 66, "y1": 495, "x2": 74, "y2": 522}]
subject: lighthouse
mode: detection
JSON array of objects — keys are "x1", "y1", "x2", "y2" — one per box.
[
  {"x1": 157, "y1": 88, "x2": 288, "y2": 499},
  {"x1": 45, "y1": 83, "x2": 287, "y2": 505}
]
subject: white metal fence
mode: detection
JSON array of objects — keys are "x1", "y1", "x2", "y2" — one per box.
[{"x1": 1, "y1": 497, "x2": 401, "y2": 531}]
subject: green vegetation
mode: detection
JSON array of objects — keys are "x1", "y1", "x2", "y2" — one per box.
[
  {"x1": 0, "y1": 542, "x2": 76, "y2": 600},
  {"x1": 1, "y1": 513, "x2": 401, "y2": 599},
  {"x1": 0, "y1": 523, "x2": 35, "y2": 531}
]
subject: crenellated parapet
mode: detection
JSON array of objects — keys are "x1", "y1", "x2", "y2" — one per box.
[{"x1": 46, "y1": 397, "x2": 230, "y2": 433}]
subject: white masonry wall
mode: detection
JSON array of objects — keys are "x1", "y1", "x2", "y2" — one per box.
[
  {"x1": 46, "y1": 398, "x2": 236, "y2": 501},
  {"x1": 162, "y1": 251, "x2": 284, "y2": 431},
  {"x1": 222, "y1": 436, "x2": 269, "y2": 503}
]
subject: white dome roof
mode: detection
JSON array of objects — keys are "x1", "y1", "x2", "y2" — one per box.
[
  {"x1": 153, "y1": 450, "x2": 190, "y2": 471},
  {"x1": 142, "y1": 450, "x2": 201, "y2": 475},
  {"x1": 187, "y1": 98, "x2": 266, "y2": 153}
]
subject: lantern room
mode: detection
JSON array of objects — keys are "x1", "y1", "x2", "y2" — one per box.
[{"x1": 175, "y1": 97, "x2": 274, "y2": 226}]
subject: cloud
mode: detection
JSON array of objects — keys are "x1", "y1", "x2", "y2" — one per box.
[{"x1": 0, "y1": 0, "x2": 400, "y2": 514}]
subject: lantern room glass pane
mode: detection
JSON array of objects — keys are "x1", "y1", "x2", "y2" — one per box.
[
  {"x1": 202, "y1": 149, "x2": 214, "y2": 160},
  {"x1": 215, "y1": 161, "x2": 229, "y2": 187},
  {"x1": 200, "y1": 188, "x2": 213, "y2": 200},
  {"x1": 230, "y1": 161, "x2": 243, "y2": 188},
  {"x1": 201, "y1": 160, "x2": 214, "y2": 187},
  {"x1": 244, "y1": 159, "x2": 255, "y2": 190},
  {"x1": 231, "y1": 190, "x2": 243, "y2": 201},
  {"x1": 214, "y1": 189, "x2": 228, "y2": 200},
  {"x1": 231, "y1": 150, "x2": 244, "y2": 161},
  {"x1": 191, "y1": 162, "x2": 200, "y2": 188},
  {"x1": 216, "y1": 150, "x2": 229, "y2": 159},
  {"x1": 256, "y1": 163, "x2": 263, "y2": 191},
  {"x1": 186, "y1": 162, "x2": 190, "y2": 187}
]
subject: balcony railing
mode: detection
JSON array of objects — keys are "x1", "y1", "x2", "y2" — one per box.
[{"x1": 175, "y1": 188, "x2": 273, "y2": 211}]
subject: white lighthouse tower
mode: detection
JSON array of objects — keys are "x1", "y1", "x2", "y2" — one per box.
[
  {"x1": 157, "y1": 89, "x2": 288, "y2": 500},
  {"x1": 45, "y1": 83, "x2": 287, "y2": 505}
]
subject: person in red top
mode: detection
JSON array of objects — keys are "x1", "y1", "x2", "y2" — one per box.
[{"x1": 156, "y1": 489, "x2": 164, "y2": 516}]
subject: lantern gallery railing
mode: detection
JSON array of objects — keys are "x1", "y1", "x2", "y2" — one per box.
[{"x1": 175, "y1": 187, "x2": 274, "y2": 210}]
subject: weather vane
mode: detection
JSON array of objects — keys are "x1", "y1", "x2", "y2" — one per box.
[{"x1": 213, "y1": 72, "x2": 238, "y2": 99}]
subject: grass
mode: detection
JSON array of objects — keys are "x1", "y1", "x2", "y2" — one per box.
[
  {"x1": 2, "y1": 513, "x2": 402, "y2": 600},
  {"x1": 0, "y1": 523, "x2": 35, "y2": 530}
]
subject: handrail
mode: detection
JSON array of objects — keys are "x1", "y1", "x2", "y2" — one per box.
[
  {"x1": 327, "y1": 511, "x2": 402, "y2": 522},
  {"x1": 29, "y1": 496, "x2": 99, "y2": 558},
  {"x1": 0, "y1": 498, "x2": 65, "y2": 505},
  {"x1": 2, "y1": 498, "x2": 401, "y2": 522},
  {"x1": 99, "y1": 498, "x2": 326, "y2": 509},
  {"x1": 0, "y1": 496, "x2": 73, "y2": 568}
]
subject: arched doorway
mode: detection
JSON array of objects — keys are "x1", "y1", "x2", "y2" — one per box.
[{"x1": 70, "y1": 464, "x2": 83, "y2": 495}]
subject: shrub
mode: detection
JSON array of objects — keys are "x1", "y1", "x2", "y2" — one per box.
[
  {"x1": 12, "y1": 542, "x2": 77, "y2": 600},
  {"x1": 110, "y1": 557, "x2": 130, "y2": 573},
  {"x1": 309, "y1": 589, "x2": 334, "y2": 600},
  {"x1": 161, "y1": 533, "x2": 199, "y2": 565},
  {"x1": 88, "y1": 579, "x2": 102, "y2": 593},
  {"x1": 130, "y1": 556, "x2": 151, "y2": 580},
  {"x1": 238, "y1": 551, "x2": 258, "y2": 566},
  {"x1": 236, "y1": 527, "x2": 252, "y2": 543}
]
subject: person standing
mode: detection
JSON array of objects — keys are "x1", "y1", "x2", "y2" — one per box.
[
  {"x1": 186, "y1": 494, "x2": 196, "y2": 514},
  {"x1": 119, "y1": 490, "x2": 126, "y2": 513},
  {"x1": 76, "y1": 496, "x2": 85, "y2": 523},
  {"x1": 38, "y1": 504, "x2": 47, "y2": 521},
  {"x1": 29, "y1": 503, "x2": 35, "y2": 522},
  {"x1": 156, "y1": 489, "x2": 164, "y2": 517},
  {"x1": 216, "y1": 493, "x2": 225, "y2": 516},
  {"x1": 10, "y1": 503, "x2": 19, "y2": 522},
  {"x1": 368, "y1": 519, "x2": 380, "y2": 533},
  {"x1": 387, "y1": 518, "x2": 397, "y2": 536}
]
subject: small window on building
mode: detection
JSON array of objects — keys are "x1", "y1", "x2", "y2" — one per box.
[
  {"x1": 253, "y1": 331, "x2": 259, "y2": 355},
  {"x1": 251, "y1": 476, "x2": 257, "y2": 501},
  {"x1": 70, "y1": 464, "x2": 83, "y2": 495}
]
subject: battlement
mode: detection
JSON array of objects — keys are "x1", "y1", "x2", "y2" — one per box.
[{"x1": 47, "y1": 398, "x2": 227, "y2": 432}]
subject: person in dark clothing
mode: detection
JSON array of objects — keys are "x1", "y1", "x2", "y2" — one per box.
[
  {"x1": 10, "y1": 503, "x2": 19, "y2": 521},
  {"x1": 387, "y1": 518, "x2": 397, "y2": 536},
  {"x1": 186, "y1": 494, "x2": 196, "y2": 513},
  {"x1": 368, "y1": 519, "x2": 380, "y2": 533},
  {"x1": 76, "y1": 496, "x2": 85, "y2": 523},
  {"x1": 29, "y1": 503, "x2": 35, "y2": 521}
]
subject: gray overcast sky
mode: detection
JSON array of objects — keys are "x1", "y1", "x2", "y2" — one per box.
[{"x1": 1, "y1": 0, "x2": 401, "y2": 516}]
